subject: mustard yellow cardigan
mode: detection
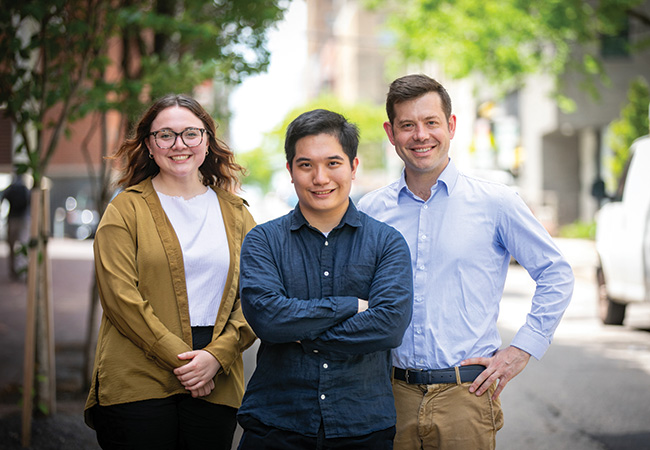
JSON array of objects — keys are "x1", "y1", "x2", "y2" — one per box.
[{"x1": 85, "y1": 178, "x2": 256, "y2": 427}]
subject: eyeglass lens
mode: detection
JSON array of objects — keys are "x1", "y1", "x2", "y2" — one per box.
[{"x1": 154, "y1": 128, "x2": 204, "y2": 148}]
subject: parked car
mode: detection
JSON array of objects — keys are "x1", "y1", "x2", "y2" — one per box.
[{"x1": 594, "y1": 134, "x2": 650, "y2": 325}]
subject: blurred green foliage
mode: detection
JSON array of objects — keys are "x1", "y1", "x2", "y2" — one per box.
[
  {"x1": 606, "y1": 77, "x2": 650, "y2": 183},
  {"x1": 366, "y1": 0, "x2": 650, "y2": 109},
  {"x1": 0, "y1": 0, "x2": 290, "y2": 181},
  {"x1": 558, "y1": 220, "x2": 596, "y2": 240}
]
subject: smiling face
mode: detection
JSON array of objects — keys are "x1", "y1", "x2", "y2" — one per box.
[
  {"x1": 147, "y1": 106, "x2": 207, "y2": 183},
  {"x1": 287, "y1": 133, "x2": 359, "y2": 231},
  {"x1": 384, "y1": 91, "x2": 456, "y2": 184}
]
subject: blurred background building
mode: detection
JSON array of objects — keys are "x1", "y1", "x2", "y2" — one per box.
[
  {"x1": 2, "y1": 0, "x2": 650, "y2": 236},
  {"x1": 301, "y1": 0, "x2": 650, "y2": 234}
]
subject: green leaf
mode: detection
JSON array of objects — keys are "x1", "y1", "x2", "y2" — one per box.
[
  {"x1": 606, "y1": 77, "x2": 650, "y2": 181},
  {"x1": 372, "y1": 0, "x2": 646, "y2": 100}
]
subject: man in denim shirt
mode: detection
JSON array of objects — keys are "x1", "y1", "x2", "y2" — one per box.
[{"x1": 237, "y1": 109, "x2": 413, "y2": 449}]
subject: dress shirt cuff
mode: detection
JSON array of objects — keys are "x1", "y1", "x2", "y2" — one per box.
[
  {"x1": 510, "y1": 326, "x2": 551, "y2": 361},
  {"x1": 148, "y1": 332, "x2": 193, "y2": 371},
  {"x1": 337, "y1": 295, "x2": 362, "y2": 319},
  {"x1": 298, "y1": 296, "x2": 360, "y2": 353}
]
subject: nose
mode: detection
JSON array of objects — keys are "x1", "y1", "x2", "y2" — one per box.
[
  {"x1": 170, "y1": 134, "x2": 184, "y2": 149},
  {"x1": 313, "y1": 166, "x2": 329, "y2": 185},
  {"x1": 413, "y1": 124, "x2": 427, "y2": 141}
]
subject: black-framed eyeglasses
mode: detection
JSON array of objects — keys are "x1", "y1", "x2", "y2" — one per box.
[{"x1": 149, "y1": 127, "x2": 206, "y2": 149}]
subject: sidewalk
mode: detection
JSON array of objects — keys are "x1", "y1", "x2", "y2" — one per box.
[
  {"x1": 0, "y1": 238, "x2": 99, "y2": 449},
  {"x1": 0, "y1": 237, "x2": 598, "y2": 449}
]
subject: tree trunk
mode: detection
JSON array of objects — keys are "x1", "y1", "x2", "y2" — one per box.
[
  {"x1": 35, "y1": 186, "x2": 55, "y2": 415},
  {"x1": 22, "y1": 183, "x2": 55, "y2": 446}
]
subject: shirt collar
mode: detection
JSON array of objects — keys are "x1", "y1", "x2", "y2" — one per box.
[
  {"x1": 290, "y1": 200, "x2": 362, "y2": 231},
  {"x1": 438, "y1": 158, "x2": 459, "y2": 194},
  {"x1": 397, "y1": 158, "x2": 460, "y2": 202}
]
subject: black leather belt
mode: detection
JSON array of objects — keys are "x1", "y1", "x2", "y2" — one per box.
[{"x1": 393, "y1": 365, "x2": 485, "y2": 385}]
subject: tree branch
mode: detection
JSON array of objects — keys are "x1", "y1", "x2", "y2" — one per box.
[{"x1": 626, "y1": 8, "x2": 650, "y2": 28}]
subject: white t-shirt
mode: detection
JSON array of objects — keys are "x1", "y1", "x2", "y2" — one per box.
[{"x1": 157, "y1": 188, "x2": 229, "y2": 327}]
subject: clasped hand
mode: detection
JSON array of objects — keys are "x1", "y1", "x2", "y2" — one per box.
[{"x1": 173, "y1": 350, "x2": 221, "y2": 398}]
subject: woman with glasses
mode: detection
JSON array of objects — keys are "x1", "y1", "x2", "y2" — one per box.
[{"x1": 84, "y1": 94, "x2": 257, "y2": 450}]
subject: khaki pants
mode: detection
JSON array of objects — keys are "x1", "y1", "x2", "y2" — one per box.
[{"x1": 392, "y1": 376, "x2": 504, "y2": 450}]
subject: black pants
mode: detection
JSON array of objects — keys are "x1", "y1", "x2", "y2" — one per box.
[
  {"x1": 92, "y1": 394, "x2": 237, "y2": 450},
  {"x1": 238, "y1": 416, "x2": 395, "y2": 450}
]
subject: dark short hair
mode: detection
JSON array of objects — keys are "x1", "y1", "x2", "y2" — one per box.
[
  {"x1": 284, "y1": 109, "x2": 359, "y2": 166},
  {"x1": 386, "y1": 74, "x2": 452, "y2": 125}
]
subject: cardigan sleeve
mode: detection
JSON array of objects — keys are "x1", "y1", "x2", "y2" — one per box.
[{"x1": 94, "y1": 201, "x2": 193, "y2": 371}]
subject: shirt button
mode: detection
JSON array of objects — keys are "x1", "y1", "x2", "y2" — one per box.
[
  {"x1": 421, "y1": 234, "x2": 427, "y2": 240},
  {"x1": 324, "y1": 271, "x2": 329, "y2": 277},
  {"x1": 313, "y1": 350, "x2": 319, "y2": 353},
  {"x1": 423, "y1": 205, "x2": 428, "y2": 210},
  {"x1": 419, "y1": 265, "x2": 425, "y2": 271},
  {"x1": 323, "y1": 363, "x2": 328, "y2": 369},
  {"x1": 321, "y1": 394, "x2": 326, "y2": 400}
]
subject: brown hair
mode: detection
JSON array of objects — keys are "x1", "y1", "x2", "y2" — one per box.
[
  {"x1": 386, "y1": 74, "x2": 453, "y2": 125},
  {"x1": 112, "y1": 94, "x2": 244, "y2": 192}
]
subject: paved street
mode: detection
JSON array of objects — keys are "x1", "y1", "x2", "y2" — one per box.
[
  {"x1": 0, "y1": 238, "x2": 99, "y2": 449},
  {"x1": 1, "y1": 237, "x2": 650, "y2": 449},
  {"x1": 497, "y1": 239, "x2": 650, "y2": 450},
  {"x1": 0, "y1": 239, "x2": 97, "y2": 394}
]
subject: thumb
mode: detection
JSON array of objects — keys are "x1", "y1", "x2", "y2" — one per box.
[{"x1": 177, "y1": 351, "x2": 197, "y2": 360}]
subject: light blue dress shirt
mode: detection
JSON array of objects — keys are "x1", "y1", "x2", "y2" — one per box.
[{"x1": 358, "y1": 159, "x2": 574, "y2": 370}]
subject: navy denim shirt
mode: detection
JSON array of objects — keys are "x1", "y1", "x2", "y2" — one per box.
[{"x1": 237, "y1": 202, "x2": 413, "y2": 438}]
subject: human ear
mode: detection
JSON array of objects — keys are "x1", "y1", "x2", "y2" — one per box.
[
  {"x1": 286, "y1": 161, "x2": 294, "y2": 183},
  {"x1": 351, "y1": 157, "x2": 359, "y2": 179},
  {"x1": 383, "y1": 121, "x2": 396, "y2": 146}
]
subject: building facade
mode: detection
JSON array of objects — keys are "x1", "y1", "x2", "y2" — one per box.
[{"x1": 304, "y1": 0, "x2": 650, "y2": 232}]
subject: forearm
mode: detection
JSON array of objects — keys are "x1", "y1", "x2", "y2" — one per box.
[
  {"x1": 98, "y1": 279, "x2": 192, "y2": 370},
  {"x1": 502, "y1": 193, "x2": 575, "y2": 359},
  {"x1": 301, "y1": 299, "x2": 411, "y2": 355},
  {"x1": 94, "y1": 220, "x2": 192, "y2": 370},
  {"x1": 513, "y1": 257, "x2": 574, "y2": 359},
  {"x1": 240, "y1": 227, "x2": 361, "y2": 343},
  {"x1": 301, "y1": 241, "x2": 413, "y2": 355},
  {"x1": 202, "y1": 300, "x2": 256, "y2": 373},
  {"x1": 241, "y1": 287, "x2": 359, "y2": 343}
]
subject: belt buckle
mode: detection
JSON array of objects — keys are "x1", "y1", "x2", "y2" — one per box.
[{"x1": 405, "y1": 368, "x2": 422, "y2": 384}]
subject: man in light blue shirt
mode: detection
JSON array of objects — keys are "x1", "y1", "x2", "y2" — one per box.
[{"x1": 358, "y1": 74, "x2": 574, "y2": 450}]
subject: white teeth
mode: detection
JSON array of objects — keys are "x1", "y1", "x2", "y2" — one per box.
[
  {"x1": 413, "y1": 147, "x2": 432, "y2": 153},
  {"x1": 313, "y1": 190, "x2": 333, "y2": 195},
  {"x1": 171, "y1": 155, "x2": 190, "y2": 161}
]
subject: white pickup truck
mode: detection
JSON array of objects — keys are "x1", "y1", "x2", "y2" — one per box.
[{"x1": 595, "y1": 134, "x2": 650, "y2": 325}]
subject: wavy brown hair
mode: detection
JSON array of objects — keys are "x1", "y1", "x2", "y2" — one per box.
[{"x1": 112, "y1": 94, "x2": 245, "y2": 192}]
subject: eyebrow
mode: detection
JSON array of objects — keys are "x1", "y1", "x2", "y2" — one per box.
[
  {"x1": 295, "y1": 155, "x2": 345, "y2": 163},
  {"x1": 397, "y1": 115, "x2": 441, "y2": 125}
]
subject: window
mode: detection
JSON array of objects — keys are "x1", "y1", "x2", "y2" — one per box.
[
  {"x1": 0, "y1": 112, "x2": 13, "y2": 166},
  {"x1": 601, "y1": 18, "x2": 630, "y2": 58}
]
